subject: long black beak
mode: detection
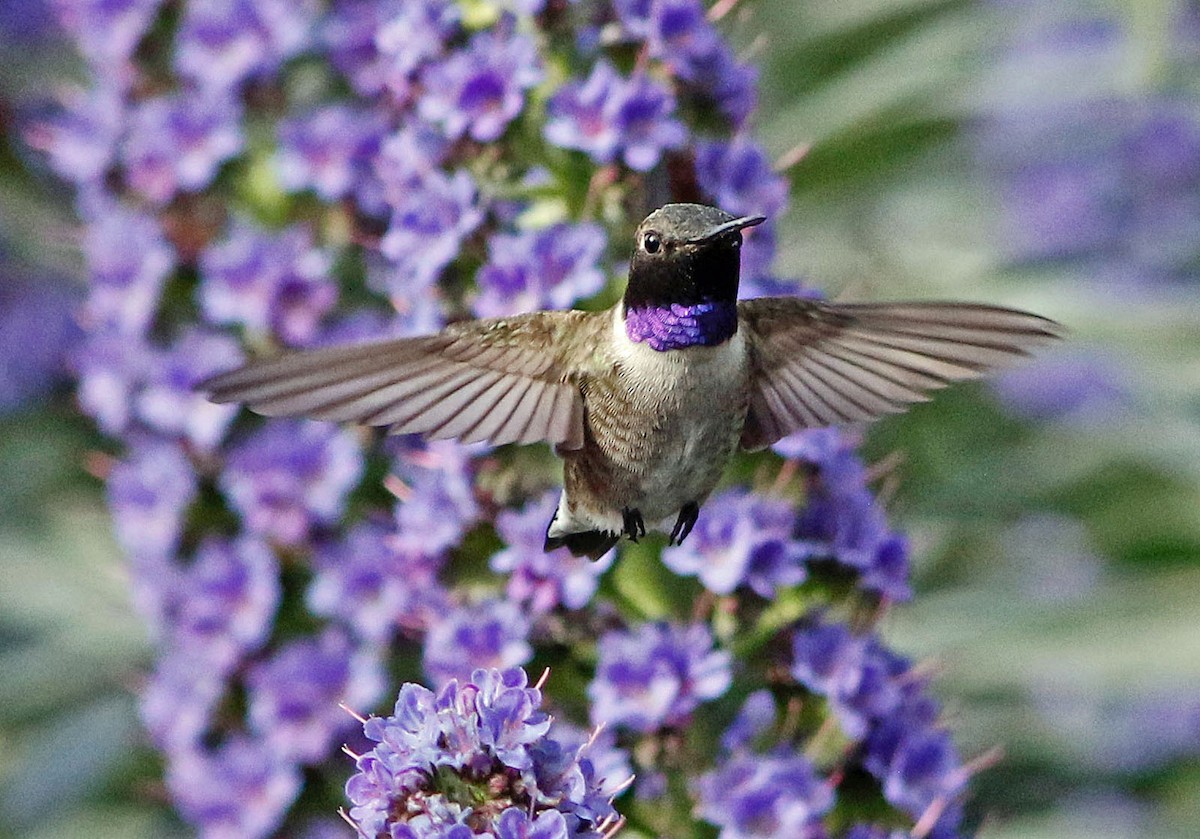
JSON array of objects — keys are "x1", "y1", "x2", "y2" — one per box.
[{"x1": 686, "y1": 214, "x2": 767, "y2": 245}]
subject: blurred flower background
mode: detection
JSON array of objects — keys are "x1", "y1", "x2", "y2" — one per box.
[{"x1": 1, "y1": 1, "x2": 1199, "y2": 838}]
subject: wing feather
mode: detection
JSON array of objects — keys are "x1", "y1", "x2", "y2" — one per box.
[
  {"x1": 198, "y1": 310, "x2": 603, "y2": 449},
  {"x1": 739, "y1": 298, "x2": 1062, "y2": 449}
]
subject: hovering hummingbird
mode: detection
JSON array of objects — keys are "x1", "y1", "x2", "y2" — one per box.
[{"x1": 201, "y1": 203, "x2": 1061, "y2": 559}]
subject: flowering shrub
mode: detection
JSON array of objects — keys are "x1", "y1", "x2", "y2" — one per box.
[{"x1": 33, "y1": 0, "x2": 984, "y2": 836}]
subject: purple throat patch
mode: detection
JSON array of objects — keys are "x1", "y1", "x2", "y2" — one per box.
[{"x1": 625, "y1": 301, "x2": 738, "y2": 351}]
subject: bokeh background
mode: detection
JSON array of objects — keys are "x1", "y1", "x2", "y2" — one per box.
[{"x1": 1, "y1": 0, "x2": 1198, "y2": 837}]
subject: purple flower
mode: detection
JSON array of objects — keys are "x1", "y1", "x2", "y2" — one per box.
[
  {"x1": 694, "y1": 752, "x2": 833, "y2": 839},
  {"x1": 220, "y1": 420, "x2": 363, "y2": 546},
  {"x1": 720, "y1": 689, "x2": 777, "y2": 754},
  {"x1": 74, "y1": 331, "x2": 153, "y2": 436},
  {"x1": 166, "y1": 735, "x2": 303, "y2": 839},
  {"x1": 79, "y1": 198, "x2": 176, "y2": 336},
  {"x1": 163, "y1": 536, "x2": 280, "y2": 672},
  {"x1": 374, "y1": 0, "x2": 461, "y2": 101},
  {"x1": 120, "y1": 92, "x2": 244, "y2": 205},
  {"x1": 661, "y1": 488, "x2": 805, "y2": 597},
  {"x1": 391, "y1": 440, "x2": 481, "y2": 556},
  {"x1": 546, "y1": 720, "x2": 633, "y2": 801},
  {"x1": 174, "y1": 0, "x2": 316, "y2": 93},
  {"x1": 199, "y1": 220, "x2": 337, "y2": 346},
  {"x1": 140, "y1": 650, "x2": 226, "y2": 752},
  {"x1": 878, "y1": 727, "x2": 964, "y2": 818},
  {"x1": 273, "y1": 104, "x2": 386, "y2": 202},
  {"x1": 346, "y1": 668, "x2": 617, "y2": 838},
  {"x1": 307, "y1": 520, "x2": 449, "y2": 641},
  {"x1": 379, "y1": 168, "x2": 485, "y2": 292},
  {"x1": 490, "y1": 490, "x2": 614, "y2": 614},
  {"x1": 992, "y1": 348, "x2": 1133, "y2": 425},
  {"x1": 422, "y1": 599, "x2": 532, "y2": 687},
  {"x1": 588, "y1": 622, "x2": 731, "y2": 732},
  {"x1": 136, "y1": 328, "x2": 242, "y2": 451},
  {"x1": 474, "y1": 223, "x2": 608, "y2": 319},
  {"x1": 51, "y1": 0, "x2": 162, "y2": 78},
  {"x1": 247, "y1": 629, "x2": 386, "y2": 764},
  {"x1": 694, "y1": 136, "x2": 786, "y2": 277},
  {"x1": 318, "y1": 0, "x2": 401, "y2": 95},
  {"x1": 26, "y1": 82, "x2": 124, "y2": 186},
  {"x1": 106, "y1": 440, "x2": 197, "y2": 565},
  {"x1": 546, "y1": 61, "x2": 686, "y2": 171},
  {"x1": 418, "y1": 26, "x2": 542, "y2": 142}
]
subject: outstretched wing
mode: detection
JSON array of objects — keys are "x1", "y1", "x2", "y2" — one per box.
[
  {"x1": 738, "y1": 298, "x2": 1063, "y2": 450},
  {"x1": 200, "y1": 310, "x2": 606, "y2": 449}
]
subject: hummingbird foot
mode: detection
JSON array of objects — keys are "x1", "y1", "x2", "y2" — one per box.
[
  {"x1": 669, "y1": 502, "x2": 700, "y2": 546},
  {"x1": 621, "y1": 507, "x2": 646, "y2": 542}
]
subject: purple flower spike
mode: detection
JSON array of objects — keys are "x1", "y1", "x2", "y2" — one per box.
[
  {"x1": 26, "y1": 82, "x2": 124, "y2": 187},
  {"x1": 74, "y1": 331, "x2": 153, "y2": 437},
  {"x1": 418, "y1": 26, "x2": 542, "y2": 142},
  {"x1": 589, "y1": 622, "x2": 731, "y2": 732},
  {"x1": 346, "y1": 668, "x2": 618, "y2": 838},
  {"x1": 52, "y1": 0, "x2": 162, "y2": 79},
  {"x1": 106, "y1": 440, "x2": 197, "y2": 566},
  {"x1": 121, "y1": 92, "x2": 244, "y2": 205},
  {"x1": 379, "y1": 169, "x2": 485, "y2": 292},
  {"x1": 422, "y1": 599, "x2": 533, "y2": 687},
  {"x1": 174, "y1": 0, "x2": 317, "y2": 93},
  {"x1": 661, "y1": 487, "x2": 805, "y2": 597},
  {"x1": 374, "y1": 0, "x2": 461, "y2": 101},
  {"x1": 80, "y1": 199, "x2": 176, "y2": 336},
  {"x1": 694, "y1": 752, "x2": 833, "y2": 839},
  {"x1": 490, "y1": 490, "x2": 614, "y2": 614},
  {"x1": 546, "y1": 61, "x2": 685, "y2": 171},
  {"x1": 391, "y1": 440, "x2": 481, "y2": 555},
  {"x1": 247, "y1": 629, "x2": 386, "y2": 764},
  {"x1": 474, "y1": 222, "x2": 608, "y2": 319},
  {"x1": 166, "y1": 735, "x2": 303, "y2": 839},
  {"x1": 165, "y1": 536, "x2": 280, "y2": 672},
  {"x1": 199, "y1": 220, "x2": 337, "y2": 346},
  {"x1": 137, "y1": 328, "x2": 242, "y2": 451},
  {"x1": 274, "y1": 105, "x2": 386, "y2": 202},
  {"x1": 220, "y1": 420, "x2": 363, "y2": 547},
  {"x1": 307, "y1": 520, "x2": 449, "y2": 642}
]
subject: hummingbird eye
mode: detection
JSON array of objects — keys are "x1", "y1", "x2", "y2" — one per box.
[{"x1": 643, "y1": 231, "x2": 662, "y2": 254}]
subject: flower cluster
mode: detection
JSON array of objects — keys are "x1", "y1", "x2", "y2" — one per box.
[
  {"x1": 32, "y1": 0, "x2": 980, "y2": 836},
  {"x1": 346, "y1": 667, "x2": 623, "y2": 838}
]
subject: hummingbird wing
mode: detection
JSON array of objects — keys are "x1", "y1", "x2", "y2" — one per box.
[
  {"x1": 738, "y1": 298, "x2": 1063, "y2": 450},
  {"x1": 199, "y1": 310, "x2": 605, "y2": 449}
]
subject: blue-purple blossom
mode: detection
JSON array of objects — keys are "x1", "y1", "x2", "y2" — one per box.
[
  {"x1": 490, "y1": 490, "x2": 614, "y2": 613},
  {"x1": 174, "y1": 0, "x2": 316, "y2": 93},
  {"x1": 120, "y1": 92, "x2": 245, "y2": 205},
  {"x1": 391, "y1": 440, "x2": 481, "y2": 556},
  {"x1": 588, "y1": 622, "x2": 731, "y2": 732},
  {"x1": 162, "y1": 536, "x2": 281, "y2": 671},
  {"x1": 373, "y1": 0, "x2": 460, "y2": 101},
  {"x1": 422, "y1": 599, "x2": 533, "y2": 687},
  {"x1": 694, "y1": 136, "x2": 786, "y2": 278},
  {"x1": 79, "y1": 198, "x2": 176, "y2": 336},
  {"x1": 474, "y1": 223, "x2": 608, "y2": 319},
  {"x1": 140, "y1": 650, "x2": 226, "y2": 752},
  {"x1": 166, "y1": 735, "x2": 303, "y2": 839},
  {"x1": 51, "y1": 0, "x2": 162, "y2": 78},
  {"x1": 199, "y1": 220, "x2": 337, "y2": 346},
  {"x1": 307, "y1": 520, "x2": 449, "y2": 642},
  {"x1": 694, "y1": 752, "x2": 833, "y2": 839},
  {"x1": 220, "y1": 420, "x2": 363, "y2": 547},
  {"x1": 545, "y1": 61, "x2": 686, "y2": 171},
  {"x1": 136, "y1": 328, "x2": 242, "y2": 451},
  {"x1": 790, "y1": 623, "x2": 904, "y2": 739},
  {"x1": 0, "y1": 272, "x2": 77, "y2": 413},
  {"x1": 661, "y1": 487, "x2": 805, "y2": 596},
  {"x1": 345, "y1": 668, "x2": 619, "y2": 838},
  {"x1": 318, "y1": 0, "x2": 402, "y2": 95},
  {"x1": 247, "y1": 629, "x2": 386, "y2": 764},
  {"x1": 106, "y1": 440, "x2": 197, "y2": 565},
  {"x1": 273, "y1": 105, "x2": 386, "y2": 202},
  {"x1": 378, "y1": 168, "x2": 484, "y2": 293},
  {"x1": 993, "y1": 348, "x2": 1133, "y2": 425},
  {"x1": 26, "y1": 82, "x2": 124, "y2": 186},
  {"x1": 720, "y1": 689, "x2": 778, "y2": 754},
  {"x1": 74, "y1": 331, "x2": 152, "y2": 436},
  {"x1": 418, "y1": 25, "x2": 542, "y2": 142}
]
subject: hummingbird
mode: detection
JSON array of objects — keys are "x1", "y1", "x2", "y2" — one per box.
[{"x1": 201, "y1": 203, "x2": 1061, "y2": 559}]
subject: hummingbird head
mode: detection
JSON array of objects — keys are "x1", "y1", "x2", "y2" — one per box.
[{"x1": 624, "y1": 203, "x2": 766, "y2": 310}]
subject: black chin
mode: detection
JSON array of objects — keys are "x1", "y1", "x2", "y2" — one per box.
[{"x1": 625, "y1": 244, "x2": 741, "y2": 309}]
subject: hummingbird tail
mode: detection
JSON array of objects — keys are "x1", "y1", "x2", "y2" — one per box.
[{"x1": 544, "y1": 529, "x2": 619, "y2": 561}]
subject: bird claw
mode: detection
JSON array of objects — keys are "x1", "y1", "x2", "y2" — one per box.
[
  {"x1": 669, "y1": 502, "x2": 699, "y2": 546},
  {"x1": 621, "y1": 507, "x2": 646, "y2": 542}
]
